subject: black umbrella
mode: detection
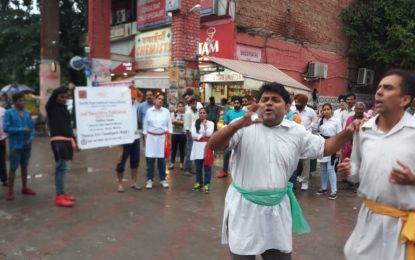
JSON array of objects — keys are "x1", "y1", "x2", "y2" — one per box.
[{"x1": 1, "y1": 84, "x2": 34, "y2": 94}]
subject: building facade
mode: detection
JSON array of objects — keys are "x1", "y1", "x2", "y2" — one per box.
[{"x1": 88, "y1": 0, "x2": 353, "y2": 104}]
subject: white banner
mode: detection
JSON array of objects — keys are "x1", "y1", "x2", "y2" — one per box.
[{"x1": 74, "y1": 87, "x2": 135, "y2": 149}]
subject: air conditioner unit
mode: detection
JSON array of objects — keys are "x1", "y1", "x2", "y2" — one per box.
[
  {"x1": 307, "y1": 62, "x2": 328, "y2": 79},
  {"x1": 115, "y1": 9, "x2": 127, "y2": 24},
  {"x1": 357, "y1": 68, "x2": 374, "y2": 86}
]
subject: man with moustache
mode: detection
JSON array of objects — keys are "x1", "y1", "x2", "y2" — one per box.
[
  {"x1": 294, "y1": 93, "x2": 317, "y2": 191},
  {"x1": 209, "y1": 82, "x2": 360, "y2": 260},
  {"x1": 338, "y1": 69, "x2": 415, "y2": 260}
]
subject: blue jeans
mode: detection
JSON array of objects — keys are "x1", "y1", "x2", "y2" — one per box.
[
  {"x1": 223, "y1": 148, "x2": 232, "y2": 173},
  {"x1": 184, "y1": 135, "x2": 194, "y2": 172},
  {"x1": 55, "y1": 159, "x2": 69, "y2": 195},
  {"x1": 9, "y1": 145, "x2": 32, "y2": 172},
  {"x1": 194, "y1": 159, "x2": 212, "y2": 185},
  {"x1": 146, "y1": 157, "x2": 166, "y2": 181},
  {"x1": 320, "y1": 161, "x2": 337, "y2": 193}
]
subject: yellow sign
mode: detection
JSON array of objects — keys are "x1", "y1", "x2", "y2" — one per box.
[
  {"x1": 168, "y1": 67, "x2": 180, "y2": 81},
  {"x1": 135, "y1": 27, "x2": 172, "y2": 69}
]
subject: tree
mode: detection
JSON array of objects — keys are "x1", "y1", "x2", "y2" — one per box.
[
  {"x1": 341, "y1": 0, "x2": 415, "y2": 71},
  {"x1": 0, "y1": 1, "x2": 40, "y2": 90},
  {"x1": 0, "y1": 0, "x2": 87, "y2": 92},
  {"x1": 58, "y1": 0, "x2": 87, "y2": 87}
]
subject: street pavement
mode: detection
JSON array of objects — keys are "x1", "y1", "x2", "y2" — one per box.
[{"x1": 0, "y1": 136, "x2": 362, "y2": 260}]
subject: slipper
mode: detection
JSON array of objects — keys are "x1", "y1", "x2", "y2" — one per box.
[{"x1": 130, "y1": 185, "x2": 142, "y2": 190}]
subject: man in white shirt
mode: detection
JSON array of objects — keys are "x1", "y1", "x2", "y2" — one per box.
[
  {"x1": 209, "y1": 82, "x2": 358, "y2": 260},
  {"x1": 340, "y1": 93, "x2": 356, "y2": 128},
  {"x1": 183, "y1": 91, "x2": 203, "y2": 113},
  {"x1": 338, "y1": 69, "x2": 415, "y2": 260},
  {"x1": 183, "y1": 98, "x2": 198, "y2": 176},
  {"x1": 294, "y1": 93, "x2": 318, "y2": 191},
  {"x1": 333, "y1": 95, "x2": 347, "y2": 120},
  {"x1": 143, "y1": 94, "x2": 172, "y2": 189}
]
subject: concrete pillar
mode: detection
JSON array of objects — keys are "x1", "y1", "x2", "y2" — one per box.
[
  {"x1": 39, "y1": 0, "x2": 60, "y2": 118},
  {"x1": 87, "y1": 0, "x2": 112, "y2": 85}
]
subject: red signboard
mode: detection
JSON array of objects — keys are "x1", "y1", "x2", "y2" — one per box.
[
  {"x1": 137, "y1": 0, "x2": 170, "y2": 30},
  {"x1": 200, "y1": 0, "x2": 215, "y2": 16},
  {"x1": 199, "y1": 21, "x2": 235, "y2": 59}
]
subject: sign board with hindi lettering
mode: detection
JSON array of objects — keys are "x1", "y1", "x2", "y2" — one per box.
[
  {"x1": 135, "y1": 27, "x2": 172, "y2": 69},
  {"x1": 74, "y1": 87, "x2": 135, "y2": 149}
]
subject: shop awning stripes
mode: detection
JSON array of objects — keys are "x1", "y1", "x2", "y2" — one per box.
[{"x1": 208, "y1": 57, "x2": 311, "y2": 93}]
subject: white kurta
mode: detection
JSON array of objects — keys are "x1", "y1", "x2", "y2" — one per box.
[
  {"x1": 222, "y1": 120, "x2": 325, "y2": 255},
  {"x1": 312, "y1": 116, "x2": 342, "y2": 163},
  {"x1": 344, "y1": 112, "x2": 415, "y2": 260},
  {"x1": 143, "y1": 106, "x2": 172, "y2": 158},
  {"x1": 190, "y1": 120, "x2": 214, "y2": 160}
]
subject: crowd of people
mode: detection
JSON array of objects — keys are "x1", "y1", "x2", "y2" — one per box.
[{"x1": 1, "y1": 68, "x2": 415, "y2": 259}]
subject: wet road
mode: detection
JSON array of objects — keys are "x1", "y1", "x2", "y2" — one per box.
[{"x1": 0, "y1": 136, "x2": 361, "y2": 260}]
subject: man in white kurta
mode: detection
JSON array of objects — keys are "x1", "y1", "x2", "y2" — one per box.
[
  {"x1": 209, "y1": 82, "x2": 356, "y2": 259},
  {"x1": 143, "y1": 94, "x2": 172, "y2": 189},
  {"x1": 223, "y1": 121, "x2": 324, "y2": 255},
  {"x1": 340, "y1": 70, "x2": 415, "y2": 260}
]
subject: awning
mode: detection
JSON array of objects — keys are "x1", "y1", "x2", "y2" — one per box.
[
  {"x1": 134, "y1": 71, "x2": 170, "y2": 89},
  {"x1": 96, "y1": 77, "x2": 135, "y2": 87},
  {"x1": 208, "y1": 57, "x2": 311, "y2": 94}
]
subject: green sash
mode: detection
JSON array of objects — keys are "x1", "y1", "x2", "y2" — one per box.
[{"x1": 231, "y1": 182, "x2": 311, "y2": 234}]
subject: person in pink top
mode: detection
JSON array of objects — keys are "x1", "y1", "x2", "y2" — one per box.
[{"x1": 0, "y1": 105, "x2": 8, "y2": 186}]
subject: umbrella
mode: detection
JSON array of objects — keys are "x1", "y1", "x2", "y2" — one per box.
[{"x1": 1, "y1": 84, "x2": 34, "y2": 94}]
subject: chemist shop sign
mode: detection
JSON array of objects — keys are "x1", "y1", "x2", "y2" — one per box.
[
  {"x1": 199, "y1": 22, "x2": 235, "y2": 59},
  {"x1": 135, "y1": 27, "x2": 172, "y2": 69}
]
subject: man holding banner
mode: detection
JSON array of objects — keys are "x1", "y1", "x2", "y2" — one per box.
[
  {"x1": 143, "y1": 94, "x2": 172, "y2": 189},
  {"x1": 46, "y1": 87, "x2": 77, "y2": 207},
  {"x1": 115, "y1": 89, "x2": 142, "y2": 192}
]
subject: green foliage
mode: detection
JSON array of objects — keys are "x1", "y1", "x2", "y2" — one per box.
[
  {"x1": 341, "y1": 0, "x2": 415, "y2": 70},
  {"x1": 0, "y1": 2, "x2": 40, "y2": 90},
  {"x1": 0, "y1": 0, "x2": 87, "y2": 92}
]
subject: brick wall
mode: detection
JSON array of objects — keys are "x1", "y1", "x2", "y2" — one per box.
[
  {"x1": 88, "y1": 0, "x2": 111, "y2": 59},
  {"x1": 171, "y1": 0, "x2": 200, "y2": 61},
  {"x1": 235, "y1": 0, "x2": 351, "y2": 54}
]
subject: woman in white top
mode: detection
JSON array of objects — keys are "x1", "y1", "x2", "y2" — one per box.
[
  {"x1": 190, "y1": 108, "x2": 214, "y2": 192},
  {"x1": 312, "y1": 103, "x2": 342, "y2": 199}
]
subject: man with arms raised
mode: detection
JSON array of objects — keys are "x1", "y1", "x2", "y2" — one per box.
[
  {"x1": 339, "y1": 69, "x2": 415, "y2": 260},
  {"x1": 209, "y1": 82, "x2": 359, "y2": 259}
]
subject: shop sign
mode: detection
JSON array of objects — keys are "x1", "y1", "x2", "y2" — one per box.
[
  {"x1": 168, "y1": 67, "x2": 180, "y2": 81},
  {"x1": 166, "y1": 0, "x2": 181, "y2": 12},
  {"x1": 201, "y1": 0, "x2": 215, "y2": 16},
  {"x1": 135, "y1": 27, "x2": 172, "y2": 69},
  {"x1": 137, "y1": 0, "x2": 171, "y2": 30},
  {"x1": 91, "y1": 58, "x2": 112, "y2": 85},
  {"x1": 236, "y1": 44, "x2": 262, "y2": 63},
  {"x1": 74, "y1": 87, "x2": 135, "y2": 149},
  {"x1": 201, "y1": 69, "x2": 244, "y2": 82},
  {"x1": 199, "y1": 22, "x2": 235, "y2": 59},
  {"x1": 111, "y1": 24, "x2": 125, "y2": 40},
  {"x1": 135, "y1": 77, "x2": 170, "y2": 89}
]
